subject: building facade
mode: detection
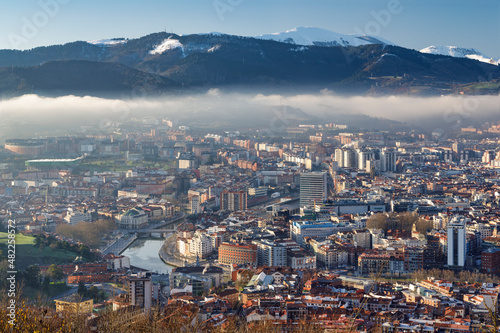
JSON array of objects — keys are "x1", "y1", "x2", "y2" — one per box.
[
  {"x1": 221, "y1": 190, "x2": 247, "y2": 212},
  {"x1": 300, "y1": 172, "x2": 327, "y2": 207},
  {"x1": 218, "y1": 243, "x2": 257, "y2": 265},
  {"x1": 253, "y1": 240, "x2": 287, "y2": 267},
  {"x1": 290, "y1": 220, "x2": 336, "y2": 246},
  {"x1": 447, "y1": 217, "x2": 466, "y2": 268},
  {"x1": 129, "y1": 272, "x2": 152, "y2": 311},
  {"x1": 116, "y1": 207, "x2": 148, "y2": 229}
]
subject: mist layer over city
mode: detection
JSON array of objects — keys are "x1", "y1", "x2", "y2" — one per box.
[{"x1": 1, "y1": 91, "x2": 499, "y2": 140}]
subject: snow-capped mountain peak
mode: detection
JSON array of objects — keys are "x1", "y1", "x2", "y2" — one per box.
[
  {"x1": 254, "y1": 27, "x2": 394, "y2": 47},
  {"x1": 420, "y1": 45, "x2": 499, "y2": 65}
]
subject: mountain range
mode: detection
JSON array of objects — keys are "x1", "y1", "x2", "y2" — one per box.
[
  {"x1": 255, "y1": 27, "x2": 394, "y2": 47},
  {"x1": 0, "y1": 27, "x2": 499, "y2": 97}
]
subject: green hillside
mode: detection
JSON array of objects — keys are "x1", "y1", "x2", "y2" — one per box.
[{"x1": 0, "y1": 232, "x2": 79, "y2": 270}]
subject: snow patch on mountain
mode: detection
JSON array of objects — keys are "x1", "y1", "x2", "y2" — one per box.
[
  {"x1": 207, "y1": 45, "x2": 221, "y2": 53},
  {"x1": 150, "y1": 39, "x2": 184, "y2": 55},
  {"x1": 466, "y1": 54, "x2": 499, "y2": 65},
  {"x1": 420, "y1": 45, "x2": 499, "y2": 65},
  {"x1": 290, "y1": 46, "x2": 309, "y2": 52},
  {"x1": 377, "y1": 53, "x2": 397, "y2": 61},
  {"x1": 87, "y1": 39, "x2": 127, "y2": 46},
  {"x1": 255, "y1": 27, "x2": 394, "y2": 47},
  {"x1": 420, "y1": 45, "x2": 483, "y2": 58}
]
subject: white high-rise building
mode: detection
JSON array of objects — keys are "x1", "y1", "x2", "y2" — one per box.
[
  {"x1": 381, "y1": 149, "x2": 398, "y2": 172},
  {"x1": 334, "y1": 149, "x2": 344, "y2": 166},
  {"x1": 447, "y1": 216, "x2": 466, "y2": 268},
  {"x1": 300, "y1": 172, "x2": 327, "y2": 207},
  {"x1": 334, "y1": 148, "x2": 358, "y2": 169},
  {"x1": 357, "y1": 150, "x2": 368, "y2": 171},
  {"x1": 343, "y1": 149, "x2": 355, "y2": 168},
  {"x1": 356, "y1": 149, "x2": 377, "y2": 171}
]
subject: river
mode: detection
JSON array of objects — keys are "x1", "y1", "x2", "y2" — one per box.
[{"x1": 121, "y1": 237, "x2": 175, "y2": 274}]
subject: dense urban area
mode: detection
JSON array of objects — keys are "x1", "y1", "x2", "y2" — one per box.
[{"x1": 2, "y1": 117, "x2": 500, "y2": 332}]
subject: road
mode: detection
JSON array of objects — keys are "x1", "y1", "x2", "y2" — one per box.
[
  {"x1": 51, "y1": 286, "x2": 78, "y2": 301},
  {"x1": 96, "y1": 283, "x2": 127, "y2": 296}
]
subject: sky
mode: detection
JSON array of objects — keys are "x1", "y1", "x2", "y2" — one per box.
[{"x1": 0, "y1": 0, "x2": 499, "y2": 56}]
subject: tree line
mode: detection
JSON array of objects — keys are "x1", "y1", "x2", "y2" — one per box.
[
  {"x1": 411, "y1": 268, "x2": 500, "y2": 284},
  {"x1": 367, "y1": 212, "x2": 434, "y2": 234},
  {"x1": 55, "y1": 219, "x2": 116, "y2": 248}
]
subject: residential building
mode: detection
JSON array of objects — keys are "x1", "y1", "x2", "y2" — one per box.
[
  {"x1": 189, "y1": 192, "x2": 201, "y2": 214},
  {"x1": 482, "y1": 248, "x2": 500, "y2": 274},
  {"x1": 221, "y1": 190, "x2": 247, "y2": 212},
  {"x1": 287, "y1": 248, "x2": 316, "y2": 270},
  {"x1": 170, "y1": 265, "x2": 224, "y2": 296},
  {"x1": 381, "y1": 149, "x2": 398, "y2": 172},
  {"x1": 253, "y1": 240, "x2": 287, "y2": 267},
  {"x1": 316, "y1": 245, "x2": 349, "y2": 269},
  {"x1": 129, "y1": 272, "x2": 152, "y2": 311},
  {"x1": 190, "y1": 231, "x2": 214, "y2": 259},
  {"x1": 218, "y1": 243, "x2": 257, "y2": 266},
  {"x1": 55, "y1": 295, "x2": 93, "y2": 314},
  {"x1": 64, "y1": 208, "x2": 92, "y2": 225}
]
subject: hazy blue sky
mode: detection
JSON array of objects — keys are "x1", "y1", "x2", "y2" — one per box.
[{"x1": 1, "y1": 0, "x2": 499, "y2": 56}]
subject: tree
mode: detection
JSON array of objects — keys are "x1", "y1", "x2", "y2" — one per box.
[
  {"x1": 42, "y1": 276, "x2": 50, "y2": 292},
  {"x1": 23, "y1": 265, "x2": 41, "y2": 288},
  {"x1": 34, "y1": 235, "x2": 42, "y2": 248},
  {"x1": 46, "y1": 264, "x2": 64, "y2": 282},
  {"x1": 77, "y1": 281, "x2": 87, "y2": 296},
  {"x1": 55, "y1": 219, "x2": 116, "y2": 248},
  {"x1": 0, "y1": 260, "x2": 9, "y2": 289},
  {"x1": 367, "y1": 213, "x2": 389, "y2": 230}
]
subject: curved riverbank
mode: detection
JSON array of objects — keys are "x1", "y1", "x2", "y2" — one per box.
[
  {"x1": 158, "y1": 245, "x2": 181, "y2": 268},
  {"x1": 158, "y1": 233, "x2": 198, "y2": 268}
]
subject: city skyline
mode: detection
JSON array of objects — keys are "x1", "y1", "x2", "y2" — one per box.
[{"x1": 3, "y1": 1, "x2": 500, "y2": 331}]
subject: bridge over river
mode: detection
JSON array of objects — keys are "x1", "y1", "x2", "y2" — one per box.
[{"x1": 102, "y1": 214, "x2": 184, "y2": 255}]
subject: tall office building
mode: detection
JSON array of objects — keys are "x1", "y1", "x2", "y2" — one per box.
[
  {"x1": 300, "y1": 172, "x2": 327, "y2": 207},
  {"x1": 447, "y1": 217, "x2": 466, "y2": 268}
]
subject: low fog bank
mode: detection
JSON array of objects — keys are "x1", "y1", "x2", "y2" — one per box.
[{"x1": 0, "y1": 91, "x2": 499, "y2": 140}]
